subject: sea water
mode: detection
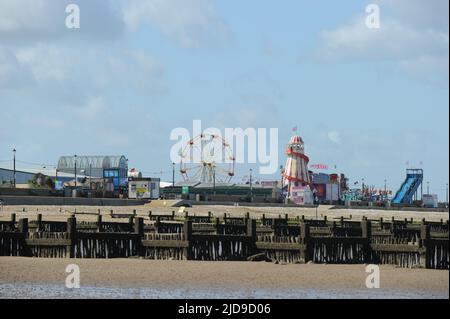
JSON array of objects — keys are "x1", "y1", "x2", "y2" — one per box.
[{"x1": 0, "y1": 283, "x2": 447, "y2": 299}]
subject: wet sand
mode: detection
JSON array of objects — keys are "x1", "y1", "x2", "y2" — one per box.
[{"x1": 0, "y1": 257, "x2": 448, "y2": 299}]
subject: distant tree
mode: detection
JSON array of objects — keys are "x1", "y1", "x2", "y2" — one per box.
[{"x1": 29, "y1": 173, "x2": 54, "y2": 189}]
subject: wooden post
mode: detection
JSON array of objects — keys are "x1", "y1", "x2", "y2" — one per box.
[
  {"x1": 247, "y1": 219, "x2": 257, "y2": 255},
  {"x1": 361, "y1": 220, "x2": 372, "y2": 263},
  {"x1": 262, "y1": 214, "x2": 266, "y2": 225},
  {"x1": 420, "y1": 220, "x2": 430, "y2": 268},
  {"x1": 110, "y1": 209, "x2": 114, "y2": 217},
  {"x1": 361, "y1": 220, "x2": 371, "y2": 238},
  {"x1": 245, "y1": 212, "x2": 250, "y2": 219},
  {"x1": 390, "y1": 217, "x2": 395, "y2": 232},
  {"x1": 272, "y1": 218, "x2": 277, "y2": 233},
  {"x1": 299, "y1": 222, "x2": 310, "y2": 263},
  {"x1": 133, "y1": 209, "x2": 137, "y2": 216},
  {"x1": 246, "y1": 219, "x2": 256, "y2": 238},
  {"x1": 97, "y1": 214, "x2": 103, "y2": 232},
  {"x1": 155, "y1": 216, "x2": 161, "y2": 232},
  {"x1": 11, "y1": 213, "x2": 16, "y2": 225},
  {"x1": 134, "y1": 217, "x2": 144, "y2": 236},
  {"x1": 17, "y1": 218, "x2": 29, "y2": 257},
  {"x1": 37, "y1": 214, "x2": 42, "y2": 232},
  {"x1": 134, "y1": 217, "x2": 144, "y2": 257},
  {"x1": 97, "y1": 209, "x2": 101, "y2": 215},
  {"x1": 172, "y1": 211, "x2": 175, "y2": 219},
  {"x1": 185, "y1": 211, "x2": 189, "y2": 219},
  {"x1": 18, "y1": 218, "x2": 28, "y2": 234},
  {"x1": 66, "y1": 216, "x2": 76, "y2": 258},
  {"x1": 184, "y1": 220, "x2": 193, "y2": 260},
  {"x1": 340, "y1": 216, "x2": 344, "y2": 227},
  {"x1": 215, "y1": 217, "x2": 220, "y2": 234},
  {"x1": 128, "y1": 215, "x2": 134, "y2": 230}
]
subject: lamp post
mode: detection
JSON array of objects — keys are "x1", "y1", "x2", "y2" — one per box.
[
  {"x1": 74, "y1": 155, "x2": 77, "y2": 189},
  {"x1": 89, "y1": 163, "x2": 92, "y2": 191},
  {"x1": 12, "y1": 148, "x2": 16, "y2": 188},
  {"x1": 172, "y1": 162, "x2": 175, "y2": 187},
  {"x1": 280, "y1": 165, "x2": 284, "y2": 188},
  {"x1": 249, "y1": 168, "x2": 253, "y2": 200},
  {"x1": 427, "y1": 181, "x2": 429, "y2": 195},
  {"x1": 213, "y1": 167, "x2": 216, "y2": 195},
  {"x1": 446, "y1": 183, "x2": 448, "y2": 206}
]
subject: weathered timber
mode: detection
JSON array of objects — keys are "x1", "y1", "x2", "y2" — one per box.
[{"x1": 0, "y1": 214, "x2": 448, "y2": 269}]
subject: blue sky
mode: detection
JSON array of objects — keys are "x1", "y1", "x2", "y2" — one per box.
[{"x1": 0, "y1": 0, "x2": 448, "y2": 198}]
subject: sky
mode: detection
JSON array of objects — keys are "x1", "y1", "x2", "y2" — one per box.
[{"x1": 0, "y1": 0, "x2": 448, "y2": 198}]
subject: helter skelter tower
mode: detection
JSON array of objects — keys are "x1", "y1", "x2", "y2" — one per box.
[{"x1": 282, "y1": 135, "x2": 312, "y2": 197}]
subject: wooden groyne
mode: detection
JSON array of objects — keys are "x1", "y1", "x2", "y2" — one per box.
[{"x1": 0, "y1": 213, "x2": 448, "y2": 269}]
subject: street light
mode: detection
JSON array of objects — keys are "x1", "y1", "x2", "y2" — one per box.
[
  {"x1": 74, "y1": 155, "x2": 77, "y2": 189},
  {"x1": 446, "y1": 183, "x2": 448, "y2": 206},
  {"x1": 12, "y1": 148, "x2": 16, "y2": 188},
  {"x1": 89, "y1": 163, "x2": 92, "y2": 191},
  {"x1": 249, "y1": 168, "x2": 253, "y2": 200},
  {"x1": 213, "y1": 167, "x2": 216, "y2": 195},
  {"x1": 172, "y1": 162, "x2": 175, "y2": 187},
  {"x1": 427, "y1": 181, "x2": 430, "y2": 195}
]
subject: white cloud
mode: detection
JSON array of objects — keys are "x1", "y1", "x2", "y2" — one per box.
[
  {"x1": 64, "y1": 96, "x2": 107, "y2": 119},
  {"x1": 0, "y1": 0, "x2": 124, "y2": 45},
  {"x1": 327, "y1": 131, "x2": 341, "y2": 145},
  {"x1": 0, "y1": 46, "x2": 35, "y2": 90},
  {"x1": 317, "y1": 0, "x2": 449, "y2": 83},
  {"x1": 123, "y1": 0, "x2": 229, "y2": 48}
]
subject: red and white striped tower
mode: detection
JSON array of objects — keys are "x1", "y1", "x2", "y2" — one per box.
[{"x1": 282, "y1": 135, "x2": 312, "y2": 198}]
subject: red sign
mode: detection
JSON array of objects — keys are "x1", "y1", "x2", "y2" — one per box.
[{"x1": 310, "y1": 164, "x2": 329, "y2": 170}]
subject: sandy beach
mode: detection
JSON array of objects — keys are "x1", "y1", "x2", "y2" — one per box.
[{"x1": 0, "y1": 257, "x2": 448, "y2": 299}]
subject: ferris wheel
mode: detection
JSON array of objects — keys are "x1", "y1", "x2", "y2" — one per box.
[{"x1": 179, "y1": 134, "x2": 235, "y2": 184}]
